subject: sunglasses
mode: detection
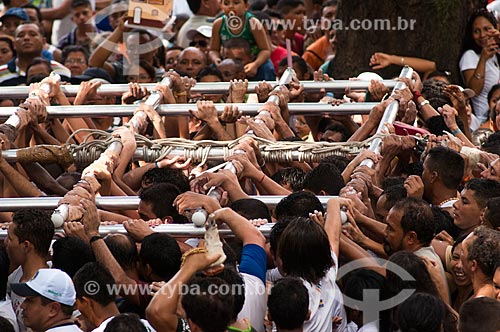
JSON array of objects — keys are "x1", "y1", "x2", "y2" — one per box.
[{"x1": 189, "y1": 40, "x2": 208, "y2": 47}]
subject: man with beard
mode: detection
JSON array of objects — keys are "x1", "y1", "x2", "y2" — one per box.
[{"x1": 383, "y1": 197, "x2": 449, "y2": 298}]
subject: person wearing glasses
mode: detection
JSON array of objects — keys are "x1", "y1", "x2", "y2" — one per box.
[
  {"x1": 62, "y1": 45, "x2": 89, "y2": 76},
  {"x1": 186, "y1": 25, "x2": 212, "y2": 57}
]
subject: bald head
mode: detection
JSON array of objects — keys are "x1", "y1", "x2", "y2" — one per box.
[{"x1": 175, "y1": 47, "x2": 207, "y2": 78}]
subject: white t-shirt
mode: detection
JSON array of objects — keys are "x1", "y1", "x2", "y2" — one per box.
[
  {"x1": 238, "y1": 273, "x2": 267, "y2": 332},
  {"x1": 0, "y1": 298, "x2": 19, "y2": 332},
  {"x1": 92, "y1": 316, "x2": 156, "y2": 332},
  {"x1": 459, "y1": 49, "x2": 500, "y2": 123},
  {"x1": 303, "y1": 252, "x2": 347, "y2": 332},
  {"x1": 7, "y1": 266, "x2": 25, "y2": 332}
]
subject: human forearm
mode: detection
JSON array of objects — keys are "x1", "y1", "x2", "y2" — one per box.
[
  {"x1": 253, "y1": 50, "x2": 271, "y2": 68},
  {"x1": 0, "y1": 159, "x2": 42, "y2": 197},
  {"x1": 214, "y1": 208, "x2": 265, "y2": 247},
  {"x1": 41, "y1": 0, "x2": 72, "y2": 20},
  {"x1": 89, "y1": 29, "x2": 122, "y2": 67},
  {"x1": 207, "y1": 119, "x2": 233, "y2": 141}
]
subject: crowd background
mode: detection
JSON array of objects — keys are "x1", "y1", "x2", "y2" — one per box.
[{"x1": 1, "y1": 0, "x2": 500, "y2": 332}]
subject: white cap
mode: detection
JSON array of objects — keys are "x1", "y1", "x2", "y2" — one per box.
[
  {"x1": 11, "y1": 269, "x2": 76, "y2": 306},
  {"x1": 458, "y1": 86, "x2": 476, "y2": 99},
  {"x1": 187, "y1": 25, "x2": 212, "y2": 40}
]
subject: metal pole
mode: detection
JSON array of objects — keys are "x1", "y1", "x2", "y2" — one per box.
[
  {"x1": 0, "y1": 195, "x2": 335, "y2": 211},
  {"x1": 0, "y1": 102, "x2": 377, "y2": 119},
  {"x1": 360, "y1": 66, "x2": 414, "y2": 168},
  {"x1": 0, "y1": 80, "x2": 398, "y2": 98}
]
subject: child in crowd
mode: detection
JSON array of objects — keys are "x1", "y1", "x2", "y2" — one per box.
[
  {"x1": 209, "y1": 0, "x2": 271, "y2": 79},
  {"x1": 57, "y1": 0, "x2": 99, "y2": 53}
]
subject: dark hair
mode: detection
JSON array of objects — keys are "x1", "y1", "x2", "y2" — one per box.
[
  {"x1": 181, "y1": 277, "x2": 234, "y2": 332},
  {"x1": 141, "y1": 168, "x2": 190, "y2": 192},
  {"x1": 425, "y1": 114, "x2": 465, "y2": 136},
  {"x1": 52, "y1": 236, "x2": 94, "y2": 278},
  {"x1": 0, "y1": 36, "x2": 14, "y2": 57},
  {"x1": 482, "y1": 131, "x2": 500, "y2": 155},
  {"x1": 381, "y1": 177, "x2": 405, "y2": 190},
  {"x1": 71, "y1": 0, "x2": 92, "y2": 9},
  {"x1": 268, "y1": 277, "x2": 309, "y2": 330},
  {"x1": 425, "y1": 147, "x2": 464, "y2": 190},
  {"x1": 12, "y1": 209, "x2": 54, "y2": 257},
  {"x1": 387, "y1": 251, "x2": 440, "y2": 298},
  {"x1": 0, "y1": 246, "x2": 9, "y2": 300},
  {"x1": 393, "y1": 198, "x2": 436, "y2": 246},
  {"x1": 26, "y1": 57, "x2": 51, "y2": 76},
  {"x1": 400, "y1": 161, "x2": 424, "y2": 178},
  {"x1": 463, "y1": 9, "x2": 498, "y2": 54},
  {"x1": 422, "y1": 78, "x2": 449, "y2": 100},
  {"x1": 487, "y1": 83, "x2": 500, "y2": 105},
  {"x1": 269, "y1": 218, "x2": 291, "y2": 256},
  {"x1": 61, "y1": 45, "x2": 89, "y2": 64},
  {"x1": 277, "y1": 216, "x2": 333, "y2": 284},
  {"x1": 104, "y1": 314, "x2": 147, "y2": 332},
  {"x1": 223, "y1": 38, "x2": 251, "y2": 53},
  {"x1": 140, "y1": 233, "x2": 181, "y2": 280},
  {"x1": 137, "y1": 59, "x2": 156, "y2": 82},
  {"x1": 320, "y1": 123, "x2": 350, "y2": 142},
  {"x1": 467, "y1": 226, "x2": 500, "y2": 279},
  {"x1": 139, "y1": 183, "x2": 186, "y2": 222},
  {"x1": 464, "y1": 178, "x2": 500, "y2": 209},
  {"x1": 276, "y1": 0, "x2": 305, "y2": 14},
  {"x1": 275, "y1": 191, "x2": 324, "y2": 221},
  {"x1": 484, "y1": 196, "x2": 500, "y2": 229},
  {"x1": 459, "y1": 297, "x2": 500, "y2": 332},
  {"x1": 187, "y1": 0, "x2": 201, "y2": 13},
  {"x1": 0, "y1": 317, "x2": 15, "y2": 332},
  {"x1": 205, "y1": 268, "x2": 245, "y2": 320},
  {"x1": 341, "y1": 268, "x2": 385, "y2": 301},
  {"x1": 73, "y1": 262, "x2": 116, "y2": 305},
  {"x1": 398, "y1": 293, "x2": 446, "y2": 332},
  {"x1": 278, "y1": 55, "x2": 309, "y2": 78},
  {"x1": 270, "y1": 167, "x2": 306, "y2": 192},
  {"x1": 264, "y1": 9, "x2": 283, "y2": 19},
  {"x1": 381, "y1": 184, "x2": 407, "y2": 211},
  {"x1": 197, "y1": 66, "x2": 223, "y2": 81},
  {"x1": 426, "y1": 70, "x2": 452, "y2": 83},
  {"x1": 318, "y1": 155, "x2": 349, "y2": 172},
  {"x1": 230, "y1": 198, "x2": 272, "y2": 222},
  {"x1": 302, "y1": 163, "x2": 344, "y2": 195},
  {"x1": 104, "y1": 234, "x2": 138, "y2": 271},
  {"x1": 21, "y1": 4, "x2": 43, "y2": 22},
  {"x1": 431, "y1": 206, "x2": 460, "y2": 239}
]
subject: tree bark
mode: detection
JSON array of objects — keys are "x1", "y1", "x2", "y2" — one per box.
[{"x1": 330, "y1": 0, "x2": 487, "y2": 82}]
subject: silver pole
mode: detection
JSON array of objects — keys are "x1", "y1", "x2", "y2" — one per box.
[
  {"x1": 360, "y1": 66, "x2": 414, "y2": 168},
  {"x1": 0, "y1": 80, "x2": 398, "y2": 98},
  {"x1": 0, "y1": 195, "x2": 335, "y2": 210},
  {"x1": 0, "y1": 102, "x2": 377, "y2": 119}
]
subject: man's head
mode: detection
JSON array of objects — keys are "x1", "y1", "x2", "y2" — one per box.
[
  {"x1": 461, "y1": 226, "x2": 500, "y2": 281},
  {"x1": 1, "y1": 8, "x2": 29, "y2": 37},
  {"x1": 271, "y1": 167, "x2": 306, "y2": 192},
  {"x1": 5, "y1": 209, "x2": 54, "y2": 267},
  {"x1": 422, "y1": 147, "x2": 464, "y2": 200},
  {"x1": 71, "y1": 0, "x2": 93, "y2": 27},
  {"x1": 275, "y1": 190, "x2": 324, "y2": 221},
  {"x1": 230, "y1": 198, "x2": 272, "y2": 223},
  {"x1": 140, "y1": 167, "x2": 190, "y2": 193},
  {"x1": 222, "y1": 38, "x2": 253, "y2": 66},
  {"x1": 268, "y1": 277, "x2": 309, "y2": 331},
  {"x1": 483, "y1": 197, "x2": 500, "y2": 231},
  {"x1": 453, "y1": 178, "x2": 500, "y2": 232},
  {"x1": 11, "y1": 269, "x2": 76, "y2": 331},
  {"x1": 217, "y1": 58, "x2": 245, "y2": 81},
  {"x1": 124, "y1": 30, "x2": 160, "y2": 66},
  {"x1": 139, "y1": 233, "x2": 181, "y2": 282},
  {"x1": 480, "y1": 157, "x2": 500, "y2": 181},
  {"x1": 138, "y1": 183, "x2": 186, "y2": 223},
  {"x1": 104, "y1": 233, "x2": 138, "y2": 272},
  {"x1": 383, "y1": 197, "x2": 436, "y2": 256},
  {"x1": 21, "y1": 4, "x2": 42, "y2": 24},
  {"x1": 73, "y1": 262, "x2": 116, "y2": 325},
  {"x1": 52, "y1": 236, "x2": 94, "y2": 278},
  {"x1": 181, "y1": 277, "x2": 233, "y2": 332},
  {"x1": 459, "y1": 297, "x2": 500, "y2": 332},
  {"x1": 276, "y1": 0, "x2": 305, "y2": 33},
  {"x1": 26, "y1": 57, "x2": 51, "y2": 83},
  {"x1": 321, "y1": 0, "x2": 337, "y2": 22},
  {"x1": 302, "y1": 163, "x2": 344, "y2": 196},
  {"x1": 375, "y1": 184, "x2": 407, "y2": 222},
  {"x1": 13, "y1": 22, "x2": 45, "y2": 58},
  {"x1": 187, "y1": 25, "x2": 212, "y2": 55},
  {"x1": 175, "y1": 47, "x2": 207, "y2": 78},
  {"x1": 164, "y1": 46, "x2": 182, "y2": 71}
]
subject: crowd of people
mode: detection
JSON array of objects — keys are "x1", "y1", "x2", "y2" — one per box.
[{"x1": 1, "y1": 0, "x2": 500, "y2": 332}]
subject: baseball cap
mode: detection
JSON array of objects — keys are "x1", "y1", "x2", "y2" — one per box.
[
  {"x1": 0, "y1": 8, "x2": 29, "y2": 22},
  {"x1": 186, "y1": 25, "x2": 212, "y2": 40},
  {"x1": 11, "y1": 268, "x2": 76, "y2": 306}
]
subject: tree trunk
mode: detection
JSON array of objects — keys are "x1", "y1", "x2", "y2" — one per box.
[{"x1": 330, "y1": 0, "x2": 487, "y2": 83}]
